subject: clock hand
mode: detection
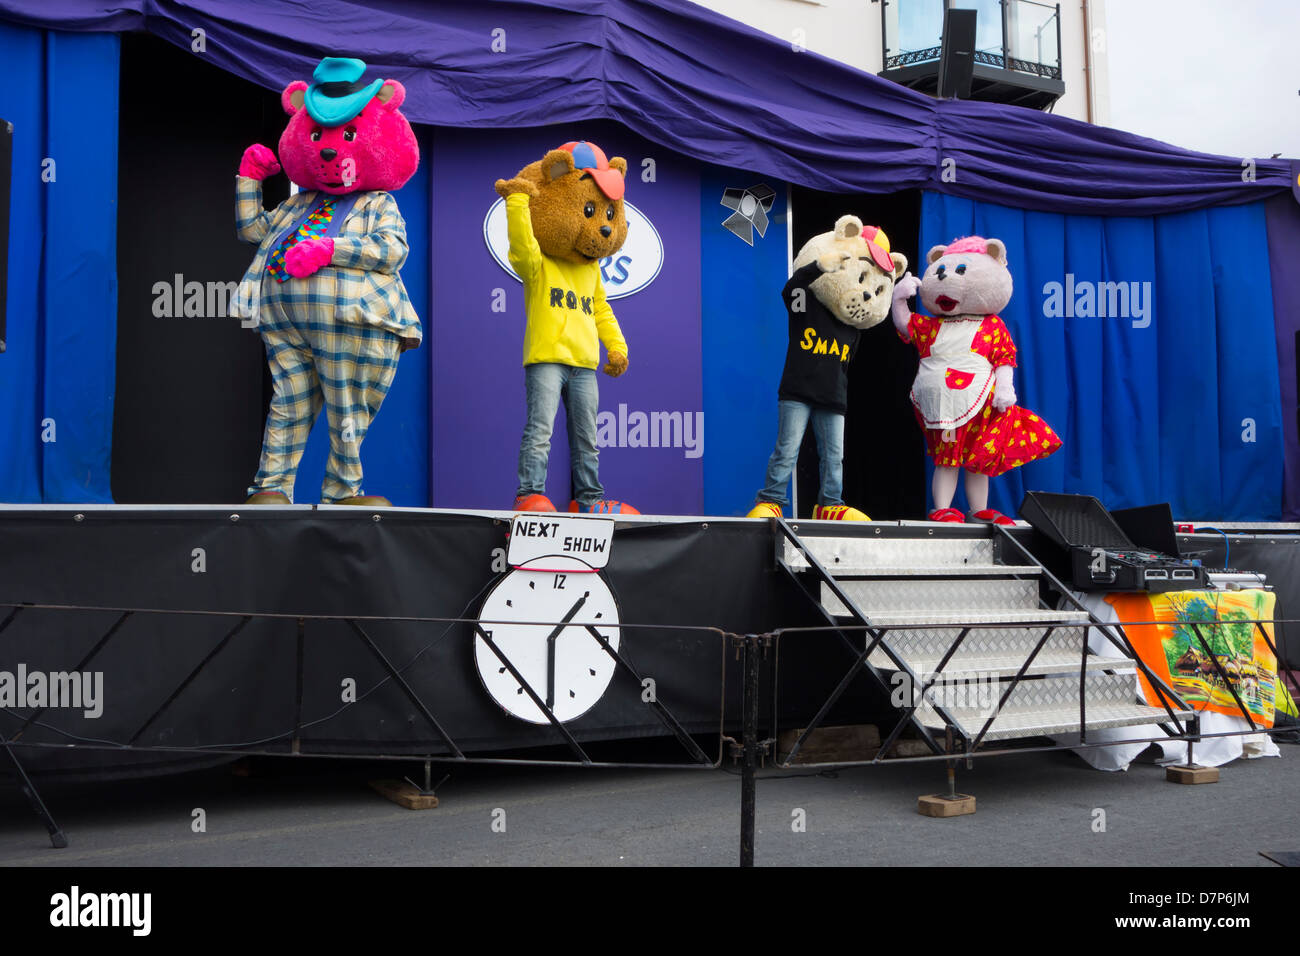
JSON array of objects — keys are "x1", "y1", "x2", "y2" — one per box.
[{"x1": 545, "y1": 592, "x2": 589, "y2": 710}]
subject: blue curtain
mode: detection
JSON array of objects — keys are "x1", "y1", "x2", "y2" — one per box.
[
  {"x1": 920, "y1": 192, "x2": 1283, "y2": 521},
  {"x1": 0, "y1": 23, "x2": 118, "y2": 502},
  {"x1": 701, "y1": 168, "x2": 790, "y2": 516}
]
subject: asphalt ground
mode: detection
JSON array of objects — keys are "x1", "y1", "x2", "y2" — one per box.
[{"x1": 1, "y1": 742, "x2": 1295, "y2": 868}]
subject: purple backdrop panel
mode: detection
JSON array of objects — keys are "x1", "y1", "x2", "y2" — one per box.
[
  {"x1": 429, "y1": 122, "x2": 702, "y2": 515},
  {"x1": 1266, "y1": 193, "x2": 1300, "y2": 519}
]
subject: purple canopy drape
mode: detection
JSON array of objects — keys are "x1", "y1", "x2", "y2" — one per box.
[{"x1": 0, "y1": 0, "x2": 1292, "y2": 215}]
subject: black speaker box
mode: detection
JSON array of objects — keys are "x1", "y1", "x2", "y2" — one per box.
[{"x1": 937, "y1": 8, "x2": 977, "y2": 100}]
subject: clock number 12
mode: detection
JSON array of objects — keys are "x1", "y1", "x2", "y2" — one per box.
[{"x1": 553, "y1": 573, "x2": 567, "y2": 590}]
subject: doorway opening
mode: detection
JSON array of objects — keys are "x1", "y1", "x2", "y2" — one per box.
[{"x1": 788, "y1": 185, "x2": 926, "y2": 520}]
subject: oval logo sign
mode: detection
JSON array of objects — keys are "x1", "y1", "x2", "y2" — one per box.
[{"x1": 483, "y1": 197, "x2": 664, "y2": 300}]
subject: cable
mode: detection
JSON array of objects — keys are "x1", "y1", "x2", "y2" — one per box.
[{"x1": 1192, "y1": 526, "x2": 1231, "y2": 569}]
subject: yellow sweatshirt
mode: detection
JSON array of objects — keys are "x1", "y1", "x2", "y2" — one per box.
[{"x1": 506, "y1": 193, "x2": 628, "y2": 368}]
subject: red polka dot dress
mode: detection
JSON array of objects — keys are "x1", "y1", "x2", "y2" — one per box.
[{"x1": 899, "y1": 313, "x2": 1061, "y2": 477}]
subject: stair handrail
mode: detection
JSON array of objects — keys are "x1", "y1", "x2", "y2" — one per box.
[{"x1": 994, "y1": 524, "x2": 1191, "y2": 733}]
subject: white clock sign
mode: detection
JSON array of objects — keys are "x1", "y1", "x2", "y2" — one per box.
[
  {"x1": 475, "y1": 569, "x2": 621, "y2": 724},
  {"x1": 475, "y1": 514, "x2": 621, "y2": 723}
]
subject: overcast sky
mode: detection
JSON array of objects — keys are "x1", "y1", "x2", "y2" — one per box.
[{"x1": 1105, "y1": 0, "x2": 1299, "y2": 158}]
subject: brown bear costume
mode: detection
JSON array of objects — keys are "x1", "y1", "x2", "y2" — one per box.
[{"x1": 494, "y1": 141, "x2": 638, "y2": 515}]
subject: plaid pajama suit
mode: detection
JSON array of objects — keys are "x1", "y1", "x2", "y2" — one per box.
[{"x1": 232, "y1": 176, "x2": 421, "y2": 502}]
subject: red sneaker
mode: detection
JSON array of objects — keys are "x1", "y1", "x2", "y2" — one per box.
[
  {"x1": 927, "y1": 508, "x2": 965, "y2": 523},
  {"x1": 971, "y1": 509, "x2": 1016, "y2": 526},
  {"x1": 514, "y1": 494, "x2": 557, "y2": 512},
  {"x1": 569, "y1": 500, "x2": 640, "y2": 515}
]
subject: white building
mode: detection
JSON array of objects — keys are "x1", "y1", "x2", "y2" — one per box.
[{"x1": 692, "y1": 0, "x2": 1110, "y2": 124}]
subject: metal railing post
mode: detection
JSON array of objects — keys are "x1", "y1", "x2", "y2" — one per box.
[
  {"x1": 739, "y1": 634, "x2": 760, "y2": 867},
  {"x1": 740, "y1": 633, "x2": 762, "y2": 868},
  {"x1": 1, "y1": 731, "x2": 67, "y2": 849},
  {"x1": 1055, "y1": 3, "x2": 1062, "y2": 77},
  {"x1": 881, "y1": 0, "x2": 889, "y2": 73},
  {"x1": 1001, "y1": 0, "x2": 1011, "y2": 69},
  {"x1": 292, "y1": 616, "x2": 305, "y2": 755}
]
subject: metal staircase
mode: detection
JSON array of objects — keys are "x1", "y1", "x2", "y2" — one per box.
[{"x1": 776, "y1": 520, "x2": 1193, "y2": 754}]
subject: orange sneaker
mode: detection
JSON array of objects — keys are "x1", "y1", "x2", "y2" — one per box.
[
  {"x1": 514, "y1": 494, "x2": 557, "y2": 512},
  {"x1": 813, "y1": 505, "x2": 870, "y2": 521}
]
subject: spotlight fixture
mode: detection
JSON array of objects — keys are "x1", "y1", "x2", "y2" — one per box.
[{"x1": 721, "y1": 184, "x2": 775, "y2": 245}]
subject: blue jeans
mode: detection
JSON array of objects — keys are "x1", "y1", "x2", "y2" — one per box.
[
  {"x1": 757, "y1": 400, "x2": 844, "y2": 508},
  {"x1": 516, "y1": 363, "x2": 603, "y2": 505}
]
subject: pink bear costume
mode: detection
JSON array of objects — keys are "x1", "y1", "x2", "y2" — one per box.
[
  {"x1": 891, "y1": 236, "x2": 1061, "y2": 525},
  {"x1": 232, "y1": 57, "x2": 420, "y2": 506}
]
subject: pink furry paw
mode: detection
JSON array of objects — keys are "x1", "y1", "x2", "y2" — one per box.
[
  {"x1": 893, "y1": 273, "x2": 921, "y2": 302},
  {"x1": 284, "y1": 238, "x2": 334, "y2": 278},
  {"x1": 239, "y1": 144, "x2": 281, "y2": 180}
]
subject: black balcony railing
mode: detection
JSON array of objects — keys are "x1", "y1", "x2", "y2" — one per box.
[{"x1": 881, "y1": 0, "x2": 1064, "y2": 108}]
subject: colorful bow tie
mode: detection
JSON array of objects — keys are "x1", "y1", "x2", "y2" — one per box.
[{"x1": 267, "y1": 196, "x2": 337, "y2": 282}]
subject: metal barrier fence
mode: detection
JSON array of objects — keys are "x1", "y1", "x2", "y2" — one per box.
[
  {"x1": 1, "y1": 600, "x2": 1295, "y2": 865},
  {"x1": 0, "y1": 600, "x2": 729, "y2": 851}
]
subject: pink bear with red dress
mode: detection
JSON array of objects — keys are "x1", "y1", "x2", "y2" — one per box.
[{"x1": 891, "y1": 236, "x2": 1061, "y2": 525}]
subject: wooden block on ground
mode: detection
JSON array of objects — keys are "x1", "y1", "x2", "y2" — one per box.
[
  {"x1": 777, "y1": 724, "x2": 880, "y2": 764},
  {"x1": 1166, "y1": 764, "x2": 1220, "y2": 785},
  {"x1": 886, "y1": 739, "x2": 934, "y2": 758},
  {"x1": 369, "y1": 778, "x2": 440, "y2": 809},
  {"x1": 918, "y1": 793, "x2": 976, "y2": 817}
]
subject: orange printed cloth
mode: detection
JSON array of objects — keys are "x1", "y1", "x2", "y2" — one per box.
[{"x1": 1105, "y1": 589, "x2": 1277, "y2": 726}]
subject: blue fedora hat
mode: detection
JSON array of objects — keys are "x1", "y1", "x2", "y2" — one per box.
[{"x1": 304, "y1": 57, "x2": 385, "y2": 127}]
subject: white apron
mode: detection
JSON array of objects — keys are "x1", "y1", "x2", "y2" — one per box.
[{"x1": 910, "y1": 318, "x2": 994, "y2": 436}]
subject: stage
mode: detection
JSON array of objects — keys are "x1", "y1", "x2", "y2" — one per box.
[{"x1": 1, "y1": 505, "x2": 1296, "y2": 785}]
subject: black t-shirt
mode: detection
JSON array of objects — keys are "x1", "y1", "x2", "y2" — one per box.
[{"x1": 776, "y1": 261, "x2": 861, "y2": 413}]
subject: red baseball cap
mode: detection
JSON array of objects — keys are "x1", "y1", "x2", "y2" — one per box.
[
  {"x1": 558, "y1": 141, "x2": 624, "y2": 201},
  {"x1": 861, "y1": 224, "x2": 895, "y2": 273}
]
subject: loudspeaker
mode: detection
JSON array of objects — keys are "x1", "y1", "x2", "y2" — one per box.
[
  {"x1": 0, "y1": 119, "x2": 10, "y2": 353},
  {"x1": 937, "y1": 8, "x2": 977, "y2": 100}
]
